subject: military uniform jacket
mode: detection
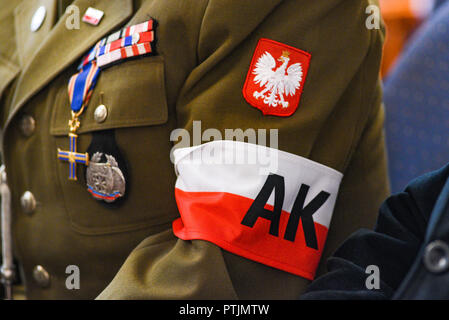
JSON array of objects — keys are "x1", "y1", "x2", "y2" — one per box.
[{"x1": 0, "y1": 0, "x2": 389, "y2": 299}]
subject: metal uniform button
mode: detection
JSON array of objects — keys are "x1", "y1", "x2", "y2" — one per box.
[
  {"x1": 94, "y1": 104, "x2": 108, "y2": 123},
  {"x1": 423, "y1": 240, "x2": 449, "y2": 273},
  {"x1": 20, "y1": 191, "x2": 36, "y2": 215},
  {"x1": 20, "y1": 115, "x2": 36, "y2": 137},
  {"x1": 33, "y1": 265, "x2": 50, "y2": 288},
  {"x1": 30, "y1": 6, "x2": 46, "y2": 32}
]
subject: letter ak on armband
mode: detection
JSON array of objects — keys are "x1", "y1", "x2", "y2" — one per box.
[{"x1": 172, "y1": 141, "x2": 343, "y2": 280}]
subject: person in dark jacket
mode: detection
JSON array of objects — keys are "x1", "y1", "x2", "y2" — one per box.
[{"x1": 301, "y1": 163, "x2": 449, "y2": 300}]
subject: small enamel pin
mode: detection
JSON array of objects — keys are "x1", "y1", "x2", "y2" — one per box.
[{"x1": 82, "y1": 7, "x2": 104, "y2": 26}]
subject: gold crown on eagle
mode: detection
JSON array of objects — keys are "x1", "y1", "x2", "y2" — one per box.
[{"x1": 281, "y1": 50, "x2": 291, "y2": 58}]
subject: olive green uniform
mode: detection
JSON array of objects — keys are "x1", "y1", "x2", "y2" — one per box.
[{"x1": 0, "y1": 0, "x2": 389, "y2": 299}]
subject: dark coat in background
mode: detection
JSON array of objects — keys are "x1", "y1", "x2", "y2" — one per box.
[{"x1": 302, "y1": 163, "x2": 449, "y2": 300}]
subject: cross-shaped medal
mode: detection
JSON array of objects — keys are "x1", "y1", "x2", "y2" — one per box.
[
  {"x1": 58, "y1": 53, "x2": 99, "y2": 181},
  {"x1": 57, "y1": 133, "x2": 89, "y2": 180}
]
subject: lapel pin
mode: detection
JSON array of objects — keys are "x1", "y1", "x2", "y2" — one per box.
[{"x1": 82, "y1": 7, "x2": 104, "y2": 26}]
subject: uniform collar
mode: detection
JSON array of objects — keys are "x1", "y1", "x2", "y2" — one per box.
[{"x1": 6, "y1": 0, "x2": 133, "y2": 132}]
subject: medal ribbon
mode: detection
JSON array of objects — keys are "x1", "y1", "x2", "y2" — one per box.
[
  {"x1": 71, "y1": 18, "x2": 156, "y2": 114},
  {"x1": 58, "y1": 18, "x2": 155, "y2": 181},
  {"x1": 57, "y1": 59, "x2": 98, "y2": 180},
  {"x1": 68, "y1": 60, "x2": 100, "y2": 114}
]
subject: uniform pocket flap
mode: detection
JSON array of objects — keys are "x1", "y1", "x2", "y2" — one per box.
[{"x1": 50, "y1": 56, "x2": 168, "y2": 135}]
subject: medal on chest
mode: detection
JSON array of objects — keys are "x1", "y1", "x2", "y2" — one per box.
[
  {"x1": 57, "y1": 61, "x2": 99, "y2": 181},
  {"x1": 56, "y1": 18, "x2": 156, "y2": 203},
  {"x1": 56, "y1": 60, "x2": 127, "y2": 204},
  {"x1": 86, "y1": 152, "x2": 125, "y2": 203}
]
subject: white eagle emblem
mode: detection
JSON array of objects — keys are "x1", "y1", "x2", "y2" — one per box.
[{"x1": 252, "y1": 50, "x2": 303, "y2": 108}]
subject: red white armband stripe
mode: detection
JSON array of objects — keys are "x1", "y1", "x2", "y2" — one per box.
[{"x1": 172, "y1": 141, "x2": 343, "y2": 280}]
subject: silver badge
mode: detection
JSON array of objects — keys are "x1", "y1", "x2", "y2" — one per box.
[{"x1": 86, "y1": 152, "x2": 126, "y2": 203}]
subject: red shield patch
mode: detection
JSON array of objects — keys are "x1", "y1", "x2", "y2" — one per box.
[{"x1": 243, "y1": 38, "x2": 311, "y2": 117}]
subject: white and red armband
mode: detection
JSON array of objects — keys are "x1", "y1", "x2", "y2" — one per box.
[{"x1": 172, "y1": 141, "x2": 343, "y2": 280}]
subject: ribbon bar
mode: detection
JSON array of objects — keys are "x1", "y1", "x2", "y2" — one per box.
[
  {"x1": 78, "y1": 19, "x2": 155, "y2": 69},
  {"x1": 99, "y1": 19, "x2": 154, "y2": 46},
  {"x1": 97, "y1": 42, "x2": 153, "y2": 68},
  {"x1": 97, "y1": 31, "x2": 155, "y2": 57}
]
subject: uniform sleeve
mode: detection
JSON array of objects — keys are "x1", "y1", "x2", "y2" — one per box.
[
  {"x1": 97, "y1": 0, "x2": 390, "y2": 299},
  {"x1": 301, "y1": 165, "x2": 449, "y2": 300},
  {"x1": 315, "y1": 82, "x2": 389, "y2": 278}
]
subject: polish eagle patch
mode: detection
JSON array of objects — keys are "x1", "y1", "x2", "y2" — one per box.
[{"x1": 243, "y1": 39, "x2": 311, "y2": 117}]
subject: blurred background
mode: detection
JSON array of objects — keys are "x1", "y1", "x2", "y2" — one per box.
[{"x1": 379, "y1": 0, "x2": 449, "y2": 193}]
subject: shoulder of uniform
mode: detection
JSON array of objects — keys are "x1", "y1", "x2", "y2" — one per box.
[
  {"x1": 0, "y1": 0, "x2": 21, "y2": 57},
  {"x1": 0, "y1": 0, "x2": 21, "y2": 78}
]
